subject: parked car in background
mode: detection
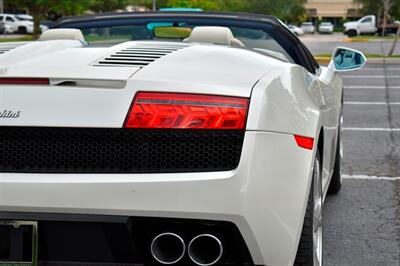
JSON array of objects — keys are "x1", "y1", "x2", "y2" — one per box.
[
  {"x1": 40, "y1": 20, "x2": 55, "y2": 29},
  {"x1": 0, "y1": 21, "x2": 5, "y2": 34},
  {"x1": 288, "y1": 24, "x2": 304, "y2": 36},
  {"x1": 17, "y1": 14, "x2": 55, "y2": 30},
  {"x1": 319, "y1": 22, "x2": 334, "y2": 34},
  {"x1": 17, "y1": 14, "x2": 34, "y2": 21},
  {"x1": 344, "y1": 15, "x2": 377, "y2": 37},
  {"x1": 0, "y1": 14, "x2": 48, "y2": 34},
  {"x1": 344, "y1": 14, "x2": 400, "y2": 37},
  {"x1": 300, "y1": 21, "x2": 316, "y2": 34}
]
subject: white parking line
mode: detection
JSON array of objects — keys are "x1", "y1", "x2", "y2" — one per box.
[
  {"x1": 343, "y1": 127, "x2": 400, "y2": 132},
  {"x1": 341, "y1": 68, "x2": 400, "y2": 74},
  {"x1": 343, "y1": 174, "x2": 400, "y2": 181},
  {"x1": 356, "y1": 68, "x2": 400, "y2": 71},
  {"x1": 344, "y1": 102, "x2": 400, "y2": 105},
  {"x1": 342, "y1": 75, "x2": 399, "y2": 79},
  {"x1": 344, "y1": 86, "x2": 400, "y2": 89}
]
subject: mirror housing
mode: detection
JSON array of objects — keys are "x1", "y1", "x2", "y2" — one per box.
[{"x1": 328, "y1": 47, "x2": 366, "y2": 72}]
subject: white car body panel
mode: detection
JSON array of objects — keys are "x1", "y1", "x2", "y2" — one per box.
[{"x1": 0, "y1": 39, "x2": 344, "y2": 265}]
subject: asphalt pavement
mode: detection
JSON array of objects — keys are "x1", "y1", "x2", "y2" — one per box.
[
  {"x1": 300, "y1": 33, "x2": 400, "y2": 56},
  {"x1": 323, "y1": 63, "x2": 400, "y2": 265}
]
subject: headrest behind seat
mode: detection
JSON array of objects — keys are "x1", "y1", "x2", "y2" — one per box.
[
  {"x1": 184, "y1": 26, "x2": 244, "y2": 47},
  {"x1": 39, "y1": 29, "x2": 85, "y2": 42}
]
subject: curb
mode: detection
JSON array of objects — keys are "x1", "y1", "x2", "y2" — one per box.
[
  {"x1": 315, "y1": 57, "x2": 400, "y2": 65},
  {"x1": 315, "y1": 57, "x2": 331, "y2": 64},
  {"x1": 344, "y1": 37, "x2": 369, "y2": 43}
]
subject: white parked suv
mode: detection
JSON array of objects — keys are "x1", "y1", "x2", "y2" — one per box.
[
  {"x1": 300, "y1": 22, "x2": 316, "y2": 34},
  {"x1": 288, "y1": 24, "x2": 305, "y2": 36},
  {"x1": 319, "y1": 22, "x2": 334, "y2": 34},
  {"x1": 0, "y1": 14, "x2": 48, "y2": 34}
]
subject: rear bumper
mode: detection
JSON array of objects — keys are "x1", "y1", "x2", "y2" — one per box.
[
  {"x1": 319, "y1": 28, "x2": 333, "y2": 33},
  {"x1": 0, "y1": 214, "x2": 255, "y2": 265},
  {"x1": 0, "y1": 131, "x2": 315, "y2": 265}
]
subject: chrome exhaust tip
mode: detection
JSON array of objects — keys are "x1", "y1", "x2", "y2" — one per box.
[
  {"x1": 188, "y1": 234, "x2": 223, "y2": 266},
  {"x1": 150, "y1": 232, "x2": 186, "y2": 265}
]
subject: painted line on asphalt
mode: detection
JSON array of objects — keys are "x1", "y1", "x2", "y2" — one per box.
[
  {"x1": 351, "y1": 67, "x2": 400, "y2": 71},
  {"x1": 343, "y1": 127, "x2": 400, "y2": 132},
  {"x1": 342, "y1": 75, "x2": 399, "y2": 79},
  {"x1": 344, "y1": 101, "x2": 400, "y2": 105},
  {"x1": 344, "y1": 86, "x2": 400, "y2": 89},
  {"x1": 343, "y1": 174, "x2": 400, "y2": 181}
]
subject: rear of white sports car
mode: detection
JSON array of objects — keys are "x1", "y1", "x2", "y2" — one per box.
[{"x1": 0, "y1": 38, "x2": 321, "y2": 266}]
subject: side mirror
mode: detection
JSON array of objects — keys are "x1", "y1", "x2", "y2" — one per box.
[{"x1": 328, "y1": 47, "x2": 366, "y2": 72}]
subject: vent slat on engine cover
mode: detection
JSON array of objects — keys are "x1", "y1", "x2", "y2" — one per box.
[
  {"x1": 0, "y1": 48, "x2": 13, "y2": 55},
  {"x1": 0, "y1": 127, "x2": 244, "y2": 173},
  {"x1": 94, "y1": 43, "x2": 188, "y2": 67}
]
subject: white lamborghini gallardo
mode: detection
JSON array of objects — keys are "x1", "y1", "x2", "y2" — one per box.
[{"x1": 0, "y1": 12, "x2": 365, "y2": 266}]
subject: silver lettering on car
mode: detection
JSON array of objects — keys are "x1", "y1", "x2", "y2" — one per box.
[{"x1": 0, "y1": 110, "x2": 21, "y2": 118}]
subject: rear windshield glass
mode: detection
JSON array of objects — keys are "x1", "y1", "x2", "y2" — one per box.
[{"x1": 59, "y1": 17, "x2": 296, "y2": 63}]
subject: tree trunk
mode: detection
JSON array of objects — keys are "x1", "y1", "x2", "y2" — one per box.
[
  {"x1": 33, "y1": 15, "x2": 42, "y2": 39},
  {"x1": 388, "y1": 24, "x2": 400, "y2": 56},
  {"x1": 382, "y1": 13, "x2": 388, "y2": 37}
]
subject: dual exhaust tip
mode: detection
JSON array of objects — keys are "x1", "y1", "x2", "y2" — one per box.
[{"x1": 150, "y1": 232, "x2": 223, "y2": 265}]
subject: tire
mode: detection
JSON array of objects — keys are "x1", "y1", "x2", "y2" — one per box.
[
  {"x1": 328, "y1": 130, "x2": 342, "y2": 194},
  {"x1": 294, "y1": 152, "x2": 323, "y2": 266},
  {"x1": 17, "y1": 27, "x2": 27, "y2": 34},
  {"x1": 346, "y1": 30, "x2": 357, "y2": 37}
]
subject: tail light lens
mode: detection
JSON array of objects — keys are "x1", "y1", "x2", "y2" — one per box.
[
  {"x1": 294, "y1": 135, "x2": 314, "y2": 150},
  {"x1": 125, "y1": 92, "x2": 249, "y2": 130}
]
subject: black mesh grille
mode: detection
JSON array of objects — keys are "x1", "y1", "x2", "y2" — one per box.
[{"x1": 0, "y1": 127, "x2": 244, "y2": 173}]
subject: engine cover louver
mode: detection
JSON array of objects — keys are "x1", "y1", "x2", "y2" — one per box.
[
  {"x1": 94, "y1": 43, "x2": 189, "y2": 67},
  {"x1": 0, "y1": 47, "x2": 14, "y2": 55}
]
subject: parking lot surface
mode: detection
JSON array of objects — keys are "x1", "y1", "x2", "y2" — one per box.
[
  {"x1": 300, "y1": 33, "x2": 400, "y2": 56},
  {"x1": 324, "y1": 63, "x2": 400, "y2": 265}
]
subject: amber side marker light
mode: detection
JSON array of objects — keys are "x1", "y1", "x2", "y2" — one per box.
[
  {"x1": 294, "y1": 135, "x2": 315, "y2": 150},
  {"x1": 125, "y1": 92, "x2": 249, "y2": 130},
  {"x1": 0, "y1": 78, "x2": 50, "y2": 85}
]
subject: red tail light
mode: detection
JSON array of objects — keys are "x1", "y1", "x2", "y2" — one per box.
[
  {"x1": 294, "y1": 135, "x2": 314, "y2": 150},
  {"x1": 0, "y1": 78, "x2": 50, "y2": 85},
  {"x1": 125, "y1": 92, "x2": 249, "y2": 130}
]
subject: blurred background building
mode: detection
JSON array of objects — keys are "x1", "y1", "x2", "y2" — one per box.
[{"x1": 306, "y1": 0, "x2": 363, "y2": 23}]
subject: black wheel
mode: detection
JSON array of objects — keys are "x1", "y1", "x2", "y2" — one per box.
[
  {"x1": 17, "y1": 27, "x2": 27, "y2": 34},
  {"x1": 295, "y1": 152, "x2": 323, "y2": 266},
  {"x1": 346, "y1": 30, "x2": 357, "y2": 37},
  {"x1": 328, "y1": 127, "x2": 342, "y2": 194}
]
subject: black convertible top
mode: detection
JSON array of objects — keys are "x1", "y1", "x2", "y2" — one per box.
[
  {"x1": 55, "y1": 11, "x2": 281, "y2": 27},
  {"x1": 54, "y1": 11, "x2": 319, "y2": 74}
]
